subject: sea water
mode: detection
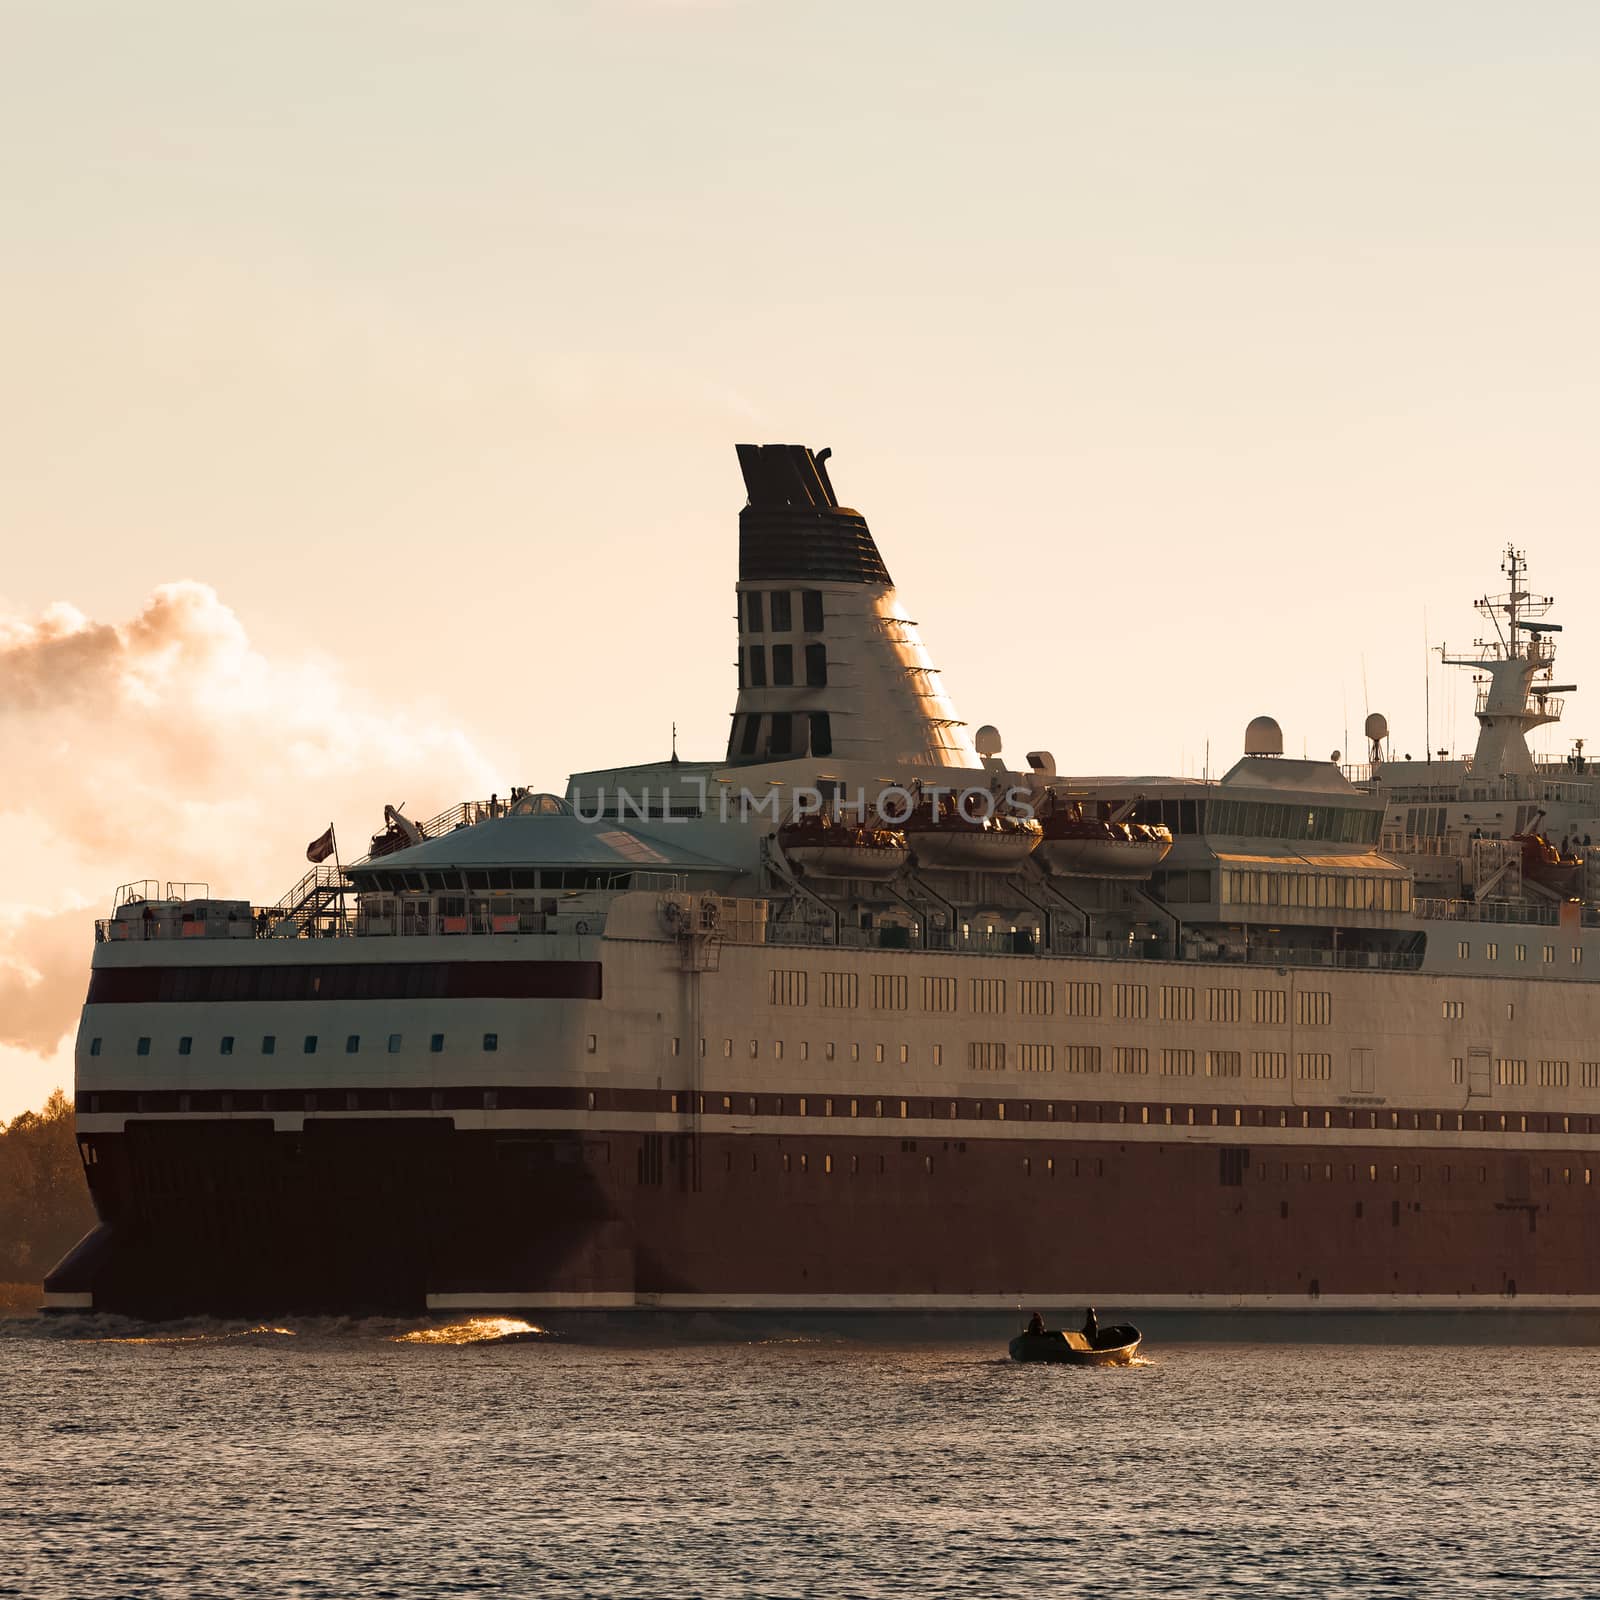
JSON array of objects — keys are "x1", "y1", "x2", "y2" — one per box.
[{"x1": 0, "y1": 1318, "x2": 1592, "y2": 1598}]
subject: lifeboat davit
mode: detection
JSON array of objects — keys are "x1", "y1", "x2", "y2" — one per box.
[
  {"x1": 1035, "y1": 796, "x2": 1173, "y2": 879},
  {"x1": 778, "y1": 814, "x2": 910, "y2": 880},
  {"x1": 901, "y1": 793, "x2": 1042, "y2": 871}
]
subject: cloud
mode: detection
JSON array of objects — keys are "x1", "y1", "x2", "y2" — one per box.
[{"x1": 0, "y1": 583, "x2": 504, "y2": 1115}]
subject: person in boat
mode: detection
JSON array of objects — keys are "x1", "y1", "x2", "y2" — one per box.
[
  {"x1": 1026, "y1": 1311, "x2": 1045, "y2": 1337},
  {"x1": 1081, "y1": 1306, "x2": 1099, "y2": 1344}
]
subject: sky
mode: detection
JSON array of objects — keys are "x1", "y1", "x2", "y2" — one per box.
[{"x1": 4, "y1": 1, "x2": 1600, "y2": 1118}]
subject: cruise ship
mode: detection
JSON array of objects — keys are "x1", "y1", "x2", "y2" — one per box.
[{"x1": 45, "y1": 447, "x2": 1600, "y2": 1321}]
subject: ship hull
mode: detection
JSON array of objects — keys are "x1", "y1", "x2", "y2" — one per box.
[
  {"x1": 52, "y1": 912, "x2": 1600, "y2": 1322},
  {"x1": 49, "y1": 1109, "x2": 1600, "y2": 1319}
]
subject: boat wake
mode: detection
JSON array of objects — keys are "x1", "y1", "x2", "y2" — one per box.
[{"x1": 390, "y1": 1316, "x2": 549, "y2": 1345}]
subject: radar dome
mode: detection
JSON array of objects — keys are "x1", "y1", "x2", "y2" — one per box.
[
  {"x1": 974, "y1": 725, "x2": 1003, "y2": 757},
  {"x1": 1364, "y1": 712, "x2": 1389, "y2": 743},
  {"x1": 1244, "y1": 716, "x2": 1284, "y2": 757}
]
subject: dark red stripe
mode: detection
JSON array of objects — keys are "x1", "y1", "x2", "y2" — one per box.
[{"x1": 85, "y1": 960, "x2": 602, "y2": 1006}]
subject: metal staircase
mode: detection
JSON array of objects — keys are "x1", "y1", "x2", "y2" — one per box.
[{"x1": 272, "y1": 865, "x2": 349, "y2": 937}]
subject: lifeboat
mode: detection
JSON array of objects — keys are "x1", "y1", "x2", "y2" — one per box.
[
  {"x1": 1512, "y1": 831, "x2": 1585, "y2": 898},
  {"x1": 900, "y1": 792, "x2": 1041, "y2": 871},
  {"x1": 777, "y1": 813, "x2": 910, "y2": 880},
  {"x1": 1035, "y1": 795, "x2": 1173, "y2": 879}
]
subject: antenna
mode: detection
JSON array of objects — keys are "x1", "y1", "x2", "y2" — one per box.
[
  {"x1": 670, "y1": 721, "x2": 680, "y2": 766},
  {"x1": 1423, "y1": 609, "x2": 1431, "y2": 767}
]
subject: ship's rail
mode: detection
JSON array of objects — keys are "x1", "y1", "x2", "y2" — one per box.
[
  {"x1": 352, "y1": 788, "x2": 557, "y2": 865},
  {"x1": 1382, "y1": 775, "x2": 1599, "y2": 805},
  {"x1": 1381, "y1": 834, "x2": 1462, "y2": 857},
  {"x1": 1412, "y1": 897, "x2": 1600, "y2": 928},
  {"x1": 765, "y1": 921, "x2": 1423, "y2": 970}
]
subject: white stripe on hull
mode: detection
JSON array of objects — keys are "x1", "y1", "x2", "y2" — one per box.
[
  {"x1": 74, "y1": 1107, "x2": 1600, "y2": 1153},
  {"x1": 425, "y1": 1291, "x2": 1600, "y2": 1313}
]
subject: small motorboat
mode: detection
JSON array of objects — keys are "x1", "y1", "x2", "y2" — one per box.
[{"x1": 1008, "y1": 1322, "x2": 1142, "y2": 1366}]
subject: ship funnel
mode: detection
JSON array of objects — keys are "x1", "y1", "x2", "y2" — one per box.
[{"x1": 725, "y1": 445, "x2": 979, "y2": 771}]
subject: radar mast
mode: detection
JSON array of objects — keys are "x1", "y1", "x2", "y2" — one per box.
[{"x1": 1440, "y1": 546, "x2": 1575, "y2": 778}]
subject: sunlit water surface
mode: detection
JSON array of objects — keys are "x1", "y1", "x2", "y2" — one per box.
[{"x1": 1, "y1": 1319, "x2": 1593, "y2": 1598}]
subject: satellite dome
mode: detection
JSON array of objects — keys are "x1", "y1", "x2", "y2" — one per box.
[
  {"x1": 1364, "y1": 712, "x2": 1389, "y2": 743},
  {"x1": 974, "y1": 725, "x2": 1003, "y2": 757},
  {"x1": 1244, "y1": 716, "x2": 1284, "y2": 757}
]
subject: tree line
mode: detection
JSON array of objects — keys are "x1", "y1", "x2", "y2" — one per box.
[{"x1": 0, "y1": 1090, "x2": 95, "y2": 1288}]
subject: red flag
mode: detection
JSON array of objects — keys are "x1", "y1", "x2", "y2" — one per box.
[{"x1": 306, "y1": 827, "x2": 336, "y2": 864}]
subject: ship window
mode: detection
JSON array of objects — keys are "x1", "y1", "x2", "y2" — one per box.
[
  {"x1": 262, "y1": 1035, "x2": 275, "y2": 1055},
  {"x1": 1574, "y1": 947, "x2": 1584, "y2": 965},
  {"x1": 1543, "y1": 945, "x2": 1555, "y2": 963},
  {"x1": 768, "y1": 713, "x2": 793, "y2": 755},
  {"x1": 483, "y1": 1033, "x2": 498, "y2": 1052},
  {"x1": 740, "y1": 716, "x2": 761, "y2": 757},
  {"x1": 430, "y1": 1033, "x2": 445, "y2": 1053},
  {"x1": 770, "y1": 591, "x2": 792, "y2": 632},
  {"x1": 1457, "y1": 941, "x2": 1470, "y2": 960},
  {"x1": 346, "y1": 1035, "x2": 360, "y2": 1054},
  {"x1": 805, "y1": 643, "x2": 828, "y2": 687},
  {"x1": 809, "y1": 711, "x2": 832, "y2": 757},
  {"x1": 89, "y1": 1037, "x2": 102, "y2": 1057},
  {"x1": 772, "y1": 645, "x2": 794, "y2": 685},
  {"x1": 748, "y1": 647, "x2": 767, "y2": 687},
  {"x1": 217, "y1": 1035, "x2": 234, "y2": 1056},
  {"x1": 174, "y1": 1035, "x2": 192, "y2": 1056},
  {"x1": 136, "y1": 1036, "x2": 151, "y2": 1056},
  {"x1": 586, "y1": 1034, "x2": 597, "y2": 1053},
  {"x1": 802, "y1": 590, "x2": 824, "y2": 631},
  {"x1": 745, "y1": 591, "x2": 764, "y2": 633},
  {"x1": 304, "y1": 1035, "x2": 317, "y2": 1054}
]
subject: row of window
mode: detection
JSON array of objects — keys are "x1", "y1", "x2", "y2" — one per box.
[
  {"x1": 1219, "y1": 870, "x2": 1411, "y2": 912},
  {"x1": 756, "y1": 1151, "x2": 1108, "y2": 1178},
  {"x1": 966, "y1": 1043, "x2": 1333, "y2": 1080},
  {"x1": 695, "y1": 1150, "x2": 1600, "y2": 1191},
  {"x1": 678, "y1": 1032, "x2": 1600, "y2": 1093},
  {"x1": 731, "y1": 710, "x2": 833, "y2": 760},
  {"x1": 770, "y1": 972, "x2": 1334, "y2": 1025},
  {"x1": 356, "y1": 868, "x2": 640, "y2": 894},
  {"x1": 671, "y1": 1092, "x2": 1600, "y2": 1138},
  {"x1": 1468, "y1": 1058, "x2": 1589, "y2": 1088},
  {"x1": 741, "y1": 588, "x2": 826, "y2": 635},
  {"x1": 1252, "y1": 1160, "x2": 1593, "y2": 1187},
  {"x1": 1122, "y1": 798, "x2": 1383, "y2": 843},
  {"x1": 98, "y1": 1032, "x2": 500, "y2": 1058},
  {"x1": 1455, "y1": 941, "x2": 1584, "y2": 965},
  {"x1": 738, "y1": 642, "x2": 828, "y2": 690}
]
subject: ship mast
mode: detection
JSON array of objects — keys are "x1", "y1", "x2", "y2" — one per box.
[{"x1": 1439, "y1": 545, "x2": 1575, "y2": 778}]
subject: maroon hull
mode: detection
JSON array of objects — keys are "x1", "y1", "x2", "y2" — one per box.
[{"x1": 52, "y1": 1115, "x2": 1600, "y2": 1315}]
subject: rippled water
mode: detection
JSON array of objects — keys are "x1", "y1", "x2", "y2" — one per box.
[{"x1": 1, "y1": 1317, "x2": 1593, "y2": 1598}]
